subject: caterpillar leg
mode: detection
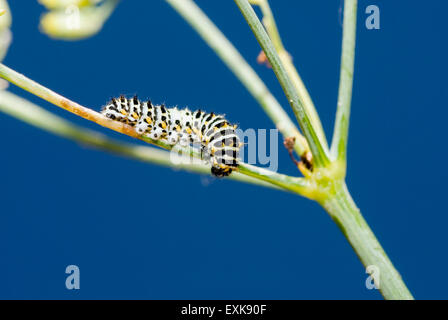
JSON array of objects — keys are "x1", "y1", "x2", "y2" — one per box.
[
  {"x1": 211, "y1": 165, "x2": 233, "y2": 177},
  {"x1": 136, "y1": 120, "x2": 149, "y2": 134},
  {"x1": 210, "y1": 153, "x2": 238, "y2": 178}
]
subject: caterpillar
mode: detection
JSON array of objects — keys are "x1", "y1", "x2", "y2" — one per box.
[{"x1": 101, "y1": 95, "x2": 240, "y2": 177}]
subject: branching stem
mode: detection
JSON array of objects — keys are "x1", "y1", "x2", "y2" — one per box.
[
  {"x1": 0, "y1": 65, "x2": 312, "y2": 197},
  {"x1": 0, "y1": 0, "x2": 414, "y2": 300},
  {"x1": 234, "y1": 0, "x2": 413, "y2": 299}
]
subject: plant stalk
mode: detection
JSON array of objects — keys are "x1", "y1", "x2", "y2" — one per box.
[
  {"x1": 0, "y1": 89, "x2": 289, "y2": 191},
  {"x1": 234, "y1": 0, "x2": 330, "y2": 167},
  {"x1": 331, "y1": 0, "x2": 357, "y2": 165},
  {"x1": 255, "y1": 0, "x2": 329, "y2": 149},
  {"x1": 320, "y1": 182, "x2": 414, "y2": 300}
]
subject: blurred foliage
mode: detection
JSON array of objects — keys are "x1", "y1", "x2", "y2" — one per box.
[
  {"x1": 39, "y1": 0, "x2": 118, "y2": 40},
  {"x1": 0, "y1": 0, "x2": 11, "y2": 88},
  {"x1": 0, "y1": 0, "x2": 11, "y2": 30},
  {"x1": 38, "y1": 0, "x2": 102, "y2": 10}
]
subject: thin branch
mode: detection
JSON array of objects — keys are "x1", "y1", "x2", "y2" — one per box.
[
  {"x1": 238, "y1": 163, "x2": 316, "y2": 198},
  {"x1": 0, "y1": 63, "x2": 180, "y2": 152},
  {"x1": 331, "y1": 0, "x2": 357, "y2": 167},
  {"x1": 252, "y1": 0, "x2": 328, "y2": 148},
  {"x1": 234, "y1": 0, "x2": 330, "y2": 167},
  {"x1": 164, "y1": 0, "x2": 310, "y2": 159},
  {"x1": 0, "y1": 63, "x2": 145, "y2": 140},
  {"x1": 250, "y1": 0, "x2": 284, "y2": 52},
  {"x1": 0, "y1": 90, "x2": 283, "y2": 190},
  {"x1": 0, "y1": 64, "x2": 315, "y2": 198}
]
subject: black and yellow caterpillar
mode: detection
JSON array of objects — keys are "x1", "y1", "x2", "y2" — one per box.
[{"x1": 101, "y1": 95, "x2": 240, "y2": 177}]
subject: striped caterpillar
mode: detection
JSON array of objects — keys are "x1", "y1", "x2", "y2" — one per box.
[{"x1": 101, "y1": 95, "x2": 240, "y2": 177}]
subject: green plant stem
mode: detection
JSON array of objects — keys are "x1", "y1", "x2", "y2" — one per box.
[
  {"x1": 255, "y1": 0, "x2": 284, "y2": 52},
  {"x1": 0, "y1": 90, "x2": 208, "y2": 174},
  {"x1": 254, "y1": 0, "x2": 328, "y2": 149},
  {"x1": 237, "y1": 0, "x2": 413, "y2": 299},
  {"x1": 331, "y1": 0, "x2": 357, "y2": 165},
  {"x1": 0, "y1": 63, "x2": 189, "y2": 150},
  {"x1": 0, "y1": 63, "x2": 138, "y2": 137},
  {"x1": 164, "y1": 0, "x2": 310, "y2": 159},
  {"x1": 238, "y1": 163, "x2": 315, "y2": 198},
  {"x1": 234, "y1": 0, "x2": 330, "y2": 167},
  {"x1": 320, "y1": 181, "x2": 414, "y2": 300},
  {"x1": 0, "y1": 89, "x2": 288, "y2": 190}
]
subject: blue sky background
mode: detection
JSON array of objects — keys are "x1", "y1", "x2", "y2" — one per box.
[{"x1": 0, "y1": 0, "x2": 445, "y2": 299}]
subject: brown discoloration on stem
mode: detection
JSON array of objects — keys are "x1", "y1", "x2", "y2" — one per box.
[
  {"x1": 257, "y1": 50, "x2": 271, "y2": 68},
  {"x1": 0, "y1": 64, "x2": 145, "y2": 142},
  {"x1": 284, "y1": 136, "x2": 313, "y2": 174},
  {"x1": 283, "y1": 136, "x2": 300, "y2": 167},
  {"x1": 58, "y1": 97, "x2": 142, "y2": 139},
  {"x1": 283, "y1": 136, "x2": 296, "y2": 151}
]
